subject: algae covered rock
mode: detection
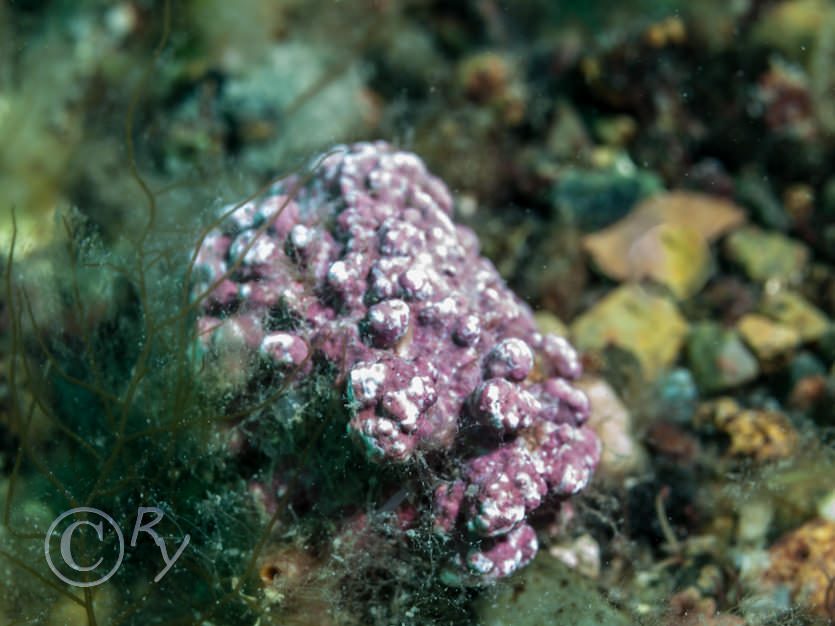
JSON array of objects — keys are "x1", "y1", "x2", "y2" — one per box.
[
  {"x1": 687, "y1": 322, "x2": 760, "y2": 393},
  {"x1": 551, "y1": 167, "x2": 662, "y2": 233},
  {"x1": 475, "y1": 554, "x2": 632, "y2": 626},
  {"x1": 725, "y1": 226, "x2": 810, "y2": 283}
]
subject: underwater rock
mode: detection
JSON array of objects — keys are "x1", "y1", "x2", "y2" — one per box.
[
  {"x1": 735, "y1": 170, "x2": 792, "y2": 232},
  {"x1": 192, "y1": 141, "x2": 600, "y2": 582},
  {"x1": 760, "y1": 290, "x2": 832, "y2": 343},
  {"x1": 755, "y1": 58, "x2": 816, "y2": 140},
  {"x1": 576, "y1": 377, "x2": 646, "y2": 478},
  {"x1": 571, "y1": 284, "x2": 688, "y2": 380},
  {"x1": 698, "y1": 400, "x2": 797, "y2": 461},
  {"x1": 750, "y1": 0, "x2": 831, "y2": 63},
  {"x1": 686, "y1": 322, "x2": 760, "y2": 393},
  {"x1": 606, "y1": 190, "x2": 745, "y2": 241},
  {"x1": 219, "y1": 42, "x2": 373, "y2": 171},
  {"x1": 783, "y1": 183, "x2": 816, "y2": 224},
  {"x1": 787, "y1": 353, "x2": 830, "y2": 412},
  {"x1": 545, "y1": 100, "x2": 593, "y2": 162},
  {"x1": 817, "y1": 490, "x2": 835, "y2": 522},
  {"x1": 736, "y1": 499, "x2": 775, "y2": 548},
  {"x1": 654, "y1": 368, "x2": 699, "y2": 425},
  {"x1": 534, "y1": 310, "x2": 570, "y2": 340},
  {"x1": 457, "y1": 51, "x2": 526, "y2": 125},
  {"x1": 724, "y1": 226, "x2": 810, "y2": 284},
  {"x1": 700, "y1": 276, "x2": 759, "y2": 326},
  {"x1": 737, "y1": 312, "x2": 802, "y2": 366},
  {"x1": 763, "y1": 518, "x2": 835, "y2": 617},
  {"x1": 581, "y1": 190, "x2": 745, "y2": 298},
  {"x1": 475, "y1": 552, "x2": 631, "y2": 626},
  {"x1": 548, "y1": 533, "x2": 601, "y2": 580},
  {"x1": 593, "y1": 114, "x2": 638, "y2": 147},
  {"x1": 644, "y1": 420, "x2": 702, "y2": 465},
  {"x1": 616, "y1": 221, "x2": 711, "y2": 299},
  {"x1": 664, "y1": 586, "x2": 745, "y2": 626},
  {"x1": 550, "y1": 166, "x2": 662, "y2": 233}
]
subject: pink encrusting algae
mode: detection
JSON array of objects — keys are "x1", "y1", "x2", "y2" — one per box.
[{"x1": 193, "y1": 141, "x2": 600, "y2": 582}]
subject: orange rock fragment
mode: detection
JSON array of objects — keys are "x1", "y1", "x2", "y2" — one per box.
[{"x1": 764, "y1": 518, "x2": 835, "y2": 617}]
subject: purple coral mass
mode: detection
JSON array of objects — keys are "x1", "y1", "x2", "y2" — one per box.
[
  {"x1": 194, "y1": 141, "x2": 600, "y2": 581},
  {"x1": 260, "y1": 332, "x2": 309, "y2": 369},
  {"x1": 470, "y1": 378, "x2": 541, "y2": 433},
  {"x1": 366, "y1": 298, "x2": 411, "y2": 347},
  {"x1": 484, "y1": 337, "x2": 535, "y2": 381}
]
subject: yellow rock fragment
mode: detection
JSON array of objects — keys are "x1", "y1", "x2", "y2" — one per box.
[
  {"x1": 570, "y1": 285, "x2": 688, "y2": 380},
  {"x1": 761, "y1": 290, "x2": 831, "y2": 343},
  {"x1": 698, "y1": 399, "x2": 797, "y2": 461},
  {"x1": 625, "y1": 223, "x2": 711, "y2": 299},
  {"x1": 737, "y1": 313, "x2": 801, "y2": 362}
]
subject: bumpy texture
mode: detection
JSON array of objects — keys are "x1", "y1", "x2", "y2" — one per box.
[{"x1": 193, "y1": 141, "x2": 600, "y2": 582}]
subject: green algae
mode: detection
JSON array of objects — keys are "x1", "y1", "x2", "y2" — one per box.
[{"x1": 0, "y1": 4, "x2": 321, "y2": 623}]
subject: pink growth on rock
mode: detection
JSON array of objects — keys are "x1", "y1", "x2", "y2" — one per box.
[{"x1": 193, "y1": 141, "x2": 600, "y2": 582}]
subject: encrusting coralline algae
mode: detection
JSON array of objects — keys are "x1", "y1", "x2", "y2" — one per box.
[{"x1": 193, "y1": 141, "x2": 600, "y2": 582}]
